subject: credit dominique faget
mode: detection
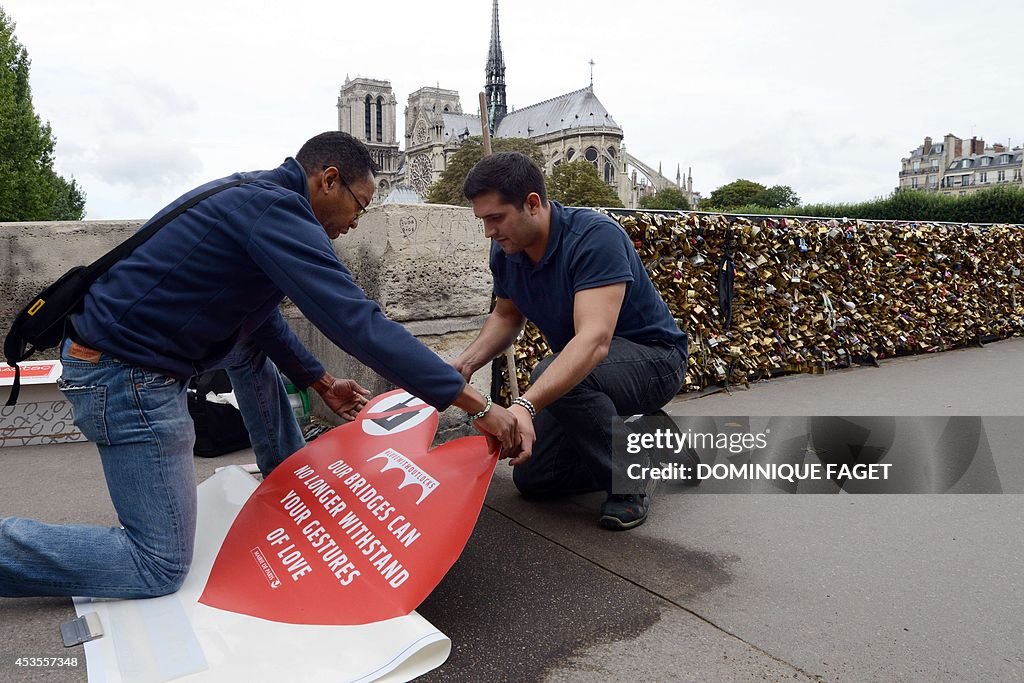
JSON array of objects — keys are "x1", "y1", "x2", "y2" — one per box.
[
  {"x1": 266, "y1": 461, "x2": 422, "y2": 588},
  {"x1": 624, "y1": 429, "x2": 891, "y2": 482},
  {"x1": 628, "y1": 461, "x2": 892, "y2": 483}
]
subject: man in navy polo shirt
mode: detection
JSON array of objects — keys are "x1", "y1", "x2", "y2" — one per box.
[{"x1": 452, "y1": 152, "x2": 688, "y2": 530}]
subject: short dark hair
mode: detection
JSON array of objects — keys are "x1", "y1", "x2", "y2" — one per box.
[
  {"x1": 296, "y1": 132, "x2": 378, "y2": 185},
  {"x1": 463, "y1": 151, "x2": 548, "y2": 208}
]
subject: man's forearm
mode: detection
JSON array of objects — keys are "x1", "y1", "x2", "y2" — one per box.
[
  {"x1": 517, "y1": 282, "x2": 624, "y2": 416},
  {"x1": 520, "y1": 333, "x2": 610, "y2": 413},
  {"x1": 250, "y1": 309, "x2": 325, "y2": 388},
  {"x1": 456, "y1": 311, "x2": 525, "y2": 374}
]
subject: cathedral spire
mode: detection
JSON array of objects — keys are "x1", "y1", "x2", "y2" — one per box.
[{"x1": 485, "y1": 0, "x2": 507, "y2": 132}]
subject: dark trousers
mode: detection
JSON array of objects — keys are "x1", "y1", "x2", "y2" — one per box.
[{"x1": 512, "y1": 337, "x2": 686, "y2": 498}]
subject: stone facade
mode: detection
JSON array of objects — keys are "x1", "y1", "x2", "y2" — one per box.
[
  {"x1": 398, "y1": 83, "x2": 655, "y2": 208},
  {"x1": 492, "y1": 87, "x2": 630, "y2": 204},
  {"x1": 402, "y1": 86, "x2": 471, "y2": 199},
  {"x1": 899, "y1": 134, "x2": 1024, "y2": 196},
  {"x1": 337, "y1": 77, "x2": 402, "y2": 203}
]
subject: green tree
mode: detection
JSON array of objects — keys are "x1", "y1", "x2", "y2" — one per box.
[
  {"x1": 424, "y1": 136, "x2": 545, "y2": 206},
  {"x1": 701, "y1": 179, "x2": 766, "y2": 210},
  {"x1": 753, "y1": 185, "x2": 800, "y2": 209},
  {"x1": 0, "y1": 8, "x2": 85, "y2": 221},
  {"x1": 639, "y1": 186, "x2": 690, "y2": 210},
  {"x1": 547, "y1": 160, "x2": 623, "y2": 208}
]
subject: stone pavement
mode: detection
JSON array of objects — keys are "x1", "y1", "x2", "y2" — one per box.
[{"x1": 2, "y1": 338, "x2": 1023, "y2": 682}]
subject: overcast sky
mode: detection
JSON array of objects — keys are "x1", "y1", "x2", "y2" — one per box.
[{"x1": 5, "y1": 0, "x2": 1023, "y2": 219}]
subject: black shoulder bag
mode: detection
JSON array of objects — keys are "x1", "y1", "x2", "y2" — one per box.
[{"x1": 4, "y1": 178, "x2": 249, "y2": 405}]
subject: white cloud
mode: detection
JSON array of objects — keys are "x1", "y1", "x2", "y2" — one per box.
[
  {"x1": 91, "y1": 140, "x2": 203, "y2": 188},
  {"x1": 4, "y1": 0, "x2": 1023, "y2": 216}
]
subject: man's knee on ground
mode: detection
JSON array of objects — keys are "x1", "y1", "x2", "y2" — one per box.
[
  {"x1": 135, "y1": 548, "x2": 193, "y2": 598},
  {"x1": 511, "y1": 464, "x2": 534, "y2": 493},
  {"x1": 512, "y1": 464, "x2": 551, "y2": 498}
]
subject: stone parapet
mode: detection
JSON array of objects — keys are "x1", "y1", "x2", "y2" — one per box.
[
  {"x1": 333, "y1": 204, "x2": 491, "y2": 320},
  {"x1": 0, "y1": 220, "x2": 142, "y2": 342}
]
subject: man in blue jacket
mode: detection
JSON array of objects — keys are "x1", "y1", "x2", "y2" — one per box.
[
  {"x1": 0, "y1": 132, "x2": 517, "y2": 599},
  {"x1": 452, "y1": 152, "x2": 688, "y2": 531}
]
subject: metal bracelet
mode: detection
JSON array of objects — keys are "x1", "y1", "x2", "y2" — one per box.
[
  {"x1": 513, "y1": 396, "x2": 537, "y2": 419},
  {"x1": 470, "y1": 396, "x2": 492, "y2": 420}
]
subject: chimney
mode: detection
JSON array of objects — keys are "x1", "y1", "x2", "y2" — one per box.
[
  {"x1": 970, "y1": 137, "x2": 985, "y2": 155},
  {"x1": 923, "y1": 136, "x2": 932, "y2": 155},
  {"x1": 993, "y1": 143, "x2": 1006, "y2": 152}
]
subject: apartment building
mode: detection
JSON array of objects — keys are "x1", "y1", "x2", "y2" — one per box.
[{"x1": 899, "y1": 134, "x2": 1023, "y2": 195}]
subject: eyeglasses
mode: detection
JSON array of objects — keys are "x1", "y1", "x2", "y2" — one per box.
[
  {"x1": 342, "y1": 178, "x2": 368, "y2": 219},
  {"x1": 323, "y1": 166, "x2": 368, "y2": 218}
]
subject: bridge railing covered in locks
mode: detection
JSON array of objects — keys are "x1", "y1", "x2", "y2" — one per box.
[{"x1": 496, "y1": 210, "x2": 1024, "y2": 402}]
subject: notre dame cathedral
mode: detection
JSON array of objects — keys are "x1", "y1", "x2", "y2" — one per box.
[{"x1": 336, "y1": 1, "x2": 695, "y2": 209}]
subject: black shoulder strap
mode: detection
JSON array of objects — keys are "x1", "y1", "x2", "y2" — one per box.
[
  {"x1": 81, "y1": 178, "x2": 249, "y2": 279},
  {"x1": 4, "y1": 177, "x2": 251, "y2": 406}
]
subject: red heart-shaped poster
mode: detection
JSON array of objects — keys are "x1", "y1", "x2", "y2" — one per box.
[{"x1": 199, "y1": 390, "x2": 496, "y2": 625}]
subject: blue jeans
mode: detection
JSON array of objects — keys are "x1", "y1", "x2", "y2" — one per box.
[
  {"x1": 512, "y1": 337, "x2": 686, "y2": 498},
  {"x1": 220, "y1": 336, "x2": 306, "y2": 477},
  {"x1": 0, "y1": 338, "x2": 303, "y2": 599}
]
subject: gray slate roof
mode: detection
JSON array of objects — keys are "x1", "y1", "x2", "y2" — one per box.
[
  {"x1": 909, "y1": 143, "x2": 945, "y2": 158},
  {"x1": 496, "y1": 87, "x2": 621, "y2": 139},
  {"x1": 442, "y1": 113, "x2": 482, "y2": 143},
  {"x1": 948, "y1": 151, "x2": 1023, "y2": 170}
]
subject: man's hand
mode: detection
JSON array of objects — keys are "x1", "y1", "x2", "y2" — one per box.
[
  {"x1": 313, "y1": 373, "x2": 370, "y2": 421},
  {"x1": 450, "y1": 297, "x2": 527, "y2": 384},
  {"x1": 506, "y1": 403, "x2": 535, "y2": 466},
  {"x1": 451, "y1": 358, "x2": 475, "y2": 383},
  {"x1": 472, "y1": 403, "x2": 519, "y2": 456}
]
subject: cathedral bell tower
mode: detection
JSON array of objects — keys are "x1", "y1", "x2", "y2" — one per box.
[{"x1": 337, "y1": 77, "x2": 400, "y2": 203}]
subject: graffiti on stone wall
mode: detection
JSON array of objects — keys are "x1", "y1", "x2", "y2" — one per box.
[{"x1": 400, "y1": 216, "x2": 417, "y2": 239}]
